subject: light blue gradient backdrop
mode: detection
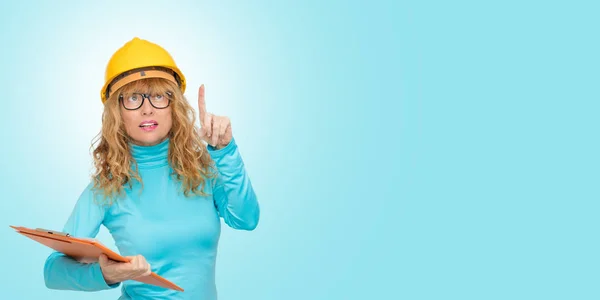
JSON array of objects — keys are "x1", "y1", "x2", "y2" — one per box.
[{"x1": 0, "y1": 1, "x2": 597, "y2": 299}]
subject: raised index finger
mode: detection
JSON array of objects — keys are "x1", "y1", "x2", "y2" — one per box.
[{"x1": 198, "y1": 84, "x2": 207, "y2": 123}]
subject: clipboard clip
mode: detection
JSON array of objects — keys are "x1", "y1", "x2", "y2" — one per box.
[{"x1": 35, "y1": 228, "x2": 70, "y2": 237}]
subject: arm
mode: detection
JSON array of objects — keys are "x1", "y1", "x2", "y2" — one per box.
[
  {"x1": 208, "y1": 137, "x2": 260, "y2": 230},
  {"x1": 43, "y1": 182, "x2": 120, "y2": 291}
]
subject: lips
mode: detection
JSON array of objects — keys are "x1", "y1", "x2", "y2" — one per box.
[
  {"x1": 139, "y1": 120, "x2": 158, "y2": 128},
  {"x1": 139, "y1": 120, "x2": 159, "y2": 132}
]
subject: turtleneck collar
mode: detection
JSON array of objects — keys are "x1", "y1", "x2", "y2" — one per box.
[{"x1": 129, "y1": 137, "x2": 170, "y2": 169}]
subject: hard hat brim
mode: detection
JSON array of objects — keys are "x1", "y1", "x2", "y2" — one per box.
[{"x1": 101, "y1": 66, "x2": 186, "y2": 103}]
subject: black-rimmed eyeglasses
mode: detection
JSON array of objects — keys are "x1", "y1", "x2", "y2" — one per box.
[{"x1": 119, "y1": 92, "x2": 173, "y2": 110}]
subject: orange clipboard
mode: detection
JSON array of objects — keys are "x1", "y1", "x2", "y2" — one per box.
[{"x1": 10, "y1": 225, "x2": 184, "y2": 292}]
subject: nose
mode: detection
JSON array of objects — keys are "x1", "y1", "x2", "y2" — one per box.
[{"x1": 140, "y1": 97, "x2": 154, "y2": 115}]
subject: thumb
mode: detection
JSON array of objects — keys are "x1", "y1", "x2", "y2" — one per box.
[
  {"x1": 98, "y1": 254, "x2": 108, "y2": 266},
  {"x1": 198, "y1": 130, "x2": 212, "y2": 146}
]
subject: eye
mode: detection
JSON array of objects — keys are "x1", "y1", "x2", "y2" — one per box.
[{"x1": 128, "y1": 95, "x2": 139, "y2": 102}]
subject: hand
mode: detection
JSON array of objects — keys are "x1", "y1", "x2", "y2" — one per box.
[
  {"x1": 198, "y1": 84, "x2": 233, "y2": 149},
  {"x1": 98, "y1": 254, "x2": 152, "y2": 285}
]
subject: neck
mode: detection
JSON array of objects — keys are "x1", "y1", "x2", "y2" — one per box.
[{"x1": 129, "y1": 137, "x2": 170, "y2": 169}]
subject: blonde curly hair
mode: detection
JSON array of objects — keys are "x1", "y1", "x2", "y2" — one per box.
[{"x1": 89, "y1": 77, "x2": 217, "y2": 204}]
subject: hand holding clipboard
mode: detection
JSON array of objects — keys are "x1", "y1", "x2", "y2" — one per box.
[{"x1": 10, "y1": 225, "x2": 183, "y2": 292}]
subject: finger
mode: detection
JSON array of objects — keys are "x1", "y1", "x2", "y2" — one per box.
[
  {"x1": 225, "y1": 122, "x2": 232, "y2": 139},
  {"x1": 204, "y1": 113, "x2": 213, "y2": 138},
  {"x1": 136, "y1": 255, "x2": 145, "y2": 271},
  {"x1": 217, "y1": 119, "x2": 229, "y2": 146},
  {"x1": 143, "y1": 262, "x2": 152, "y2": 276},
  {"x1": 219, "y1": 117, "x2": 230, "y2": 140},
  {"x1": 128, "y1": 255, "x2": 138, "y2": 272},
  {"x1": 198, "y1": 84, "x2": 207, "y2": 124},
  {"x1": 212, "y1": 117, "x2": 221, "y2": 146}
]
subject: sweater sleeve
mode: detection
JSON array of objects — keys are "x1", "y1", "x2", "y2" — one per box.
[
  {"x1": 43, "y1": 182, "x2": 120, "y2": 291},
  {"x1": 207, "y1": 137, "x2": 260, "y2": 231}
]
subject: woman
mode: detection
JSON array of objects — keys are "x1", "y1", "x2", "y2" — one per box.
[{"x1": 43, "y1": 37, "x2": 260, "y2": 299}]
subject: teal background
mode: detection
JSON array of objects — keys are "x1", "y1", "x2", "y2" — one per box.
[{"x1": 0, "y1": 0, "x2": 597, "y2": 299}]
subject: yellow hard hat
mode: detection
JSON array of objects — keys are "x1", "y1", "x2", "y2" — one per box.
[{"x1": 100, "y1": 37, "x2": 186, "y2": 103}]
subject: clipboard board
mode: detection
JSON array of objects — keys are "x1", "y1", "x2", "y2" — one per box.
[{"x1": 10, "y1": 225, "x2": 184, "y2": 292}]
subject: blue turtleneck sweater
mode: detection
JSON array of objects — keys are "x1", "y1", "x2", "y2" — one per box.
[{"x1": 43, "y1": 137, "x2": 260, "y2": 300}]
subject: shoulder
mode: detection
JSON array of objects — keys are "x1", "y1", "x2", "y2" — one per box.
[{"x1": 77, "y1": 179, "x2": 114, "y2": 209}]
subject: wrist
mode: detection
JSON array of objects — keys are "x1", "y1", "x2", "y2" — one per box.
[{"x1": 100, "y1": 268, "x2": 118, "y2": 285}]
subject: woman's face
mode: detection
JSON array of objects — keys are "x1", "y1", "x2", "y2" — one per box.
[{"x1": 120, "y1": 92, "x2": 173, "y2": 146}]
